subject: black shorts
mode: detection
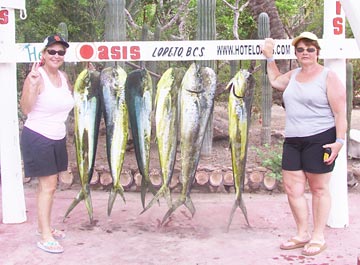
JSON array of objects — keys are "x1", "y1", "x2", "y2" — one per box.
[
  {"x1": 20, "y1": 127, "x2": 68, "y2": 177},
  {"x1": 282, "y1": 127, "x2": 336, "y2": 173}
]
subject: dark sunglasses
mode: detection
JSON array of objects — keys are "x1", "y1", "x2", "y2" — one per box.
[
  {"x1": 47, "y1": 49, "x2": 66, "y2": 56},
  {"x1": 296, "y1": 47, "x2": 316, "y2": 53}
]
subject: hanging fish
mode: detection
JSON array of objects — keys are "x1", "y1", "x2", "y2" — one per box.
[
  {"x1": 100, "y1": 65, "x2": 128, "y2": 216},
  {"x1": 161, "y1": 63, "x2": 216, "y2": 224},
  {"x1": 226, "y1": 70, "x2": 251, "y2": 231},
  {"x1": 64, "y1": 65, "x2": 101, "y2": 223},
  {"x1": 141, "y1": 67, "x2": 185, "y2": 214},
  {"x1": 125, "y1": 68, "x2": 156, "y2": 208}
]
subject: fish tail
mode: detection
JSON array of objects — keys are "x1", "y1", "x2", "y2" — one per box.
[
  {"x1": 140, "y1": 178, "x2": 147, "y2": 209},
  {"x1": 140, "y1": 185, "x2": 172, "y2": 214},
  {"x1": 226, "y1": 197, "x2": 250, "y2": 232},
  {"x1": 84, "y1": 190, "x2": 94, "y2": 223},
  {"x1": 184, "y1": 196, "x2": 196, "y2": 217},
  {"x1": 140, "y1": 177, "x2": 158, "y2": 209},
  {"x1": 161, "y1": 195, "x2": 196, "y2": 225},
  {"x1": 63, "y1": 190, "x2": 85, "y2": 221},
  {"x1": 63, "y1": 186, "x2": 93, "y2": 223},
  {"x1": 161, "y1": 198, "x2": 184, "y2": 225},
  {"x1": 107, "y1": 186, "x2": 126, "y2": 216},
  {"x1": 239, "y1": 198, "x2": 250, "y2": 227}
]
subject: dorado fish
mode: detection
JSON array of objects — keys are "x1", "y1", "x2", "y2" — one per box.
[
  {"x1": 100, "y1": 65, "x2": 128, "y2": 216},
  {"x1": 141, "y1": 67, "x2": 185, "y2": 214},
  {"x1": 226, "y1": 70, "x2": 251, "y2": 231},
  {"x1": 64, "y1": 66, "x2": 101, "y2": 223},
  {"x1": 161, "y1": 63, "x2": 216, "y2": 224},
  {"x1": 125, "y1": 68, "x2": 156, "y2": 208}
]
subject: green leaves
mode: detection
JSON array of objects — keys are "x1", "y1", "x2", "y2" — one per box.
[{"x1": 254, "y1": 144, "x2": 283, "y2": 181}]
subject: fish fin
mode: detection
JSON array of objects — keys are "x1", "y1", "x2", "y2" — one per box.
[
  {"x1": 83, "y1": 188, "x2": 94, "y2": 223},
  {"x1": 140, "y1": 178, "x2": 147, "y2": 209},
  {"x1": 63, "y1": 186, "x2": 93, "y2": 223},
  {"x1": 161, "y1": 198, "x2": 185, "y2": 225},
  {"x1": 140, "y1": 177, "x2": 159, "y2": 209},
  {"x1": 63, "y1": 190, "x2": 85, "y2": 221},
  {"x1": 140, "y1": 186, "x2": 171, "y2": 214},
  {"x1": 239, "y1": 197, "x2": 250, "y2": 227},
  {"x1": 160, "y1": 195, "x2": 196, "y2": 225},
  {"x1": 226, "y1": 197, "x2": 250, "y2": 232},
  {"x1": 107, "y1": 186, "x2": 126, "y2": 216},
  {"x1": 184, "y1": 196, "x2": 196, "y2": 217}
]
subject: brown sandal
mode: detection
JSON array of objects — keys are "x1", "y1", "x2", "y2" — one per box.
[
  {"x1": 280, "y1": 238, "x2": 310, "y2": 250},
  {"x1": 301, "y1": 241, "x2": 327, "y2": 256}
]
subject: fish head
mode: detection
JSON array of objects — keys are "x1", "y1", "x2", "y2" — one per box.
[
  {"x1": 228, "y1": 70, "x2": 250, "y2": 98},
  {"x1": 181, "y1": 63, "x2": 202, "y2": 93}
]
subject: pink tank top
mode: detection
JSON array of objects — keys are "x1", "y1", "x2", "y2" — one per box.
[{"x1": 24, "y1": 67, "x2": 74, "y2": 140}]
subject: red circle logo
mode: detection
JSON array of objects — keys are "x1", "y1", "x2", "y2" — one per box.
[{"x1": 79, "y1": 44, "x2": 94, "y2": 60}]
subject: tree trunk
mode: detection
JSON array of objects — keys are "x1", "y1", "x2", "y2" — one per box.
[
  {"x1": 197, "y1": 0, "x2": 216, "y2": 156},
  {"x1": 105, "y1": 0, "x2": 126, "y2": 68}
]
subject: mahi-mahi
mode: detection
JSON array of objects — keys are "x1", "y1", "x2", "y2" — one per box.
[
  {"x1": 64, "y1": 66, "x2": 101, "y2": 223},
  {"x1": 100, "y1": 65, "x2": 128, "y2": 216},
  {"x1": 161, "y1": 63, "x2": 216, "y2": 224}
]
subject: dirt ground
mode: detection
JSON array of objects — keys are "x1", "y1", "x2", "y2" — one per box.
[
  {"x1": 1, "y1": 189, "x2": 360, "y2": 265},
  {"x1": 1, "y1": 105, "x2": 360, "y2": 265}
]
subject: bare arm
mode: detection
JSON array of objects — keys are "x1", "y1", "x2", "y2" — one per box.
[
  {"x1": 323, "y1": 70, "x2": 347, "y2": 164},
  {"x1": 262, "y1": 38, "x2": 293, "y2": 91},
  {"x1": 20, "y1": 62, "x2": 43, "y2": 115}
]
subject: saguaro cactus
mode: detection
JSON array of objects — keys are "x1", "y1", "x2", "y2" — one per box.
[
  {"x1": 258, "y1": 12, "x2": 272, "y2": 145},
  {"x1": 197, "y1": 0, "x2": 216, "y2": 156},
  {"x1": 346, "y1": 62, "x2": 353, "y2": 145}
]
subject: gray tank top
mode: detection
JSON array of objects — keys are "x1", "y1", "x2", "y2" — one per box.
[{"x1": 283, "y1": 67, "x2": 335, "y2": 137}]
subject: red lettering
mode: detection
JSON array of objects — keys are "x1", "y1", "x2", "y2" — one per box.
[
  {"x1": 130, "y1": 46, "x2": 141, "y2": 60},
  {"x1": 335, "y1": 1, "x2": 342, "y2": 15},
  {"x1": 0, "y1": 9, "x2": 9, "y2": 24},
  {"x1": 122, "y1": 46, "x2": 127, "y2": 59},
  {"x1": 110, "y1": 46, "x2": 121, "y2": 60},
  {"x1": 98, "y1": 46, "x2": 109, "y2": 60},
  {"x1": 333, "y1": 17, "x2": 343, "y2": 35}
]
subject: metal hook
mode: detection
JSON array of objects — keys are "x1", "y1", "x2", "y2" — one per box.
[{"x1": 20, "y1": 9, "x2": 27, "y2": 20}]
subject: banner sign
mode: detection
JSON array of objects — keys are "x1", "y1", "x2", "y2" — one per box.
[
  {"x1": 0, "y1": 0, "x2": 25, "y2": 9},
  {"x1": 1, "y1": 38, "x2": 359, "y2": 63}
]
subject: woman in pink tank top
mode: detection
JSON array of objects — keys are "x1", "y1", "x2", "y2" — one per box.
[{"x1": 20, "y1": 35, "x2": 74, "y2": 254}]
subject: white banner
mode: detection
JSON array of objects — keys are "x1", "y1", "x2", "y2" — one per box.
[
  {"x1": 1, "y1": 38, "x2": 360, "y2": 63},
  {"x1": 0, "y1": 0, "x2": 25, "y2": 9}
]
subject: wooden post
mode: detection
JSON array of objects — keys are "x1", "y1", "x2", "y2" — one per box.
[
  {"x1": 0, "y1": 6, "x2": 26, "y2": 223},
  {"x1": 324, "y1": 0, "x2": 348, "y2": 228}
]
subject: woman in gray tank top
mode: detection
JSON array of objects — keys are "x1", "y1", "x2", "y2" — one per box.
[{"x1": 262, "y1": 32, "x2": 347, "y2": 256}]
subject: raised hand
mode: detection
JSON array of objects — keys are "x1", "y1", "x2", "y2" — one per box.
[
  {"x1": 262, "y1": 38, "x2": 275, "y2": 59},
  {"x1": 28, "y1": 62, "x2": 42, "y2": 87}
]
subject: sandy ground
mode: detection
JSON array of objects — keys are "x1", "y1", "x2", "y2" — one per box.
[{"x1": 0, "y1": 187, "x2": 360, "y2": 265}]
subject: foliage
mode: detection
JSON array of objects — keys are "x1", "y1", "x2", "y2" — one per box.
[
  {"x1": 254, "y1": 144, "x2": 283, "y2": 181},
  {"x1": 216, "y1": 0, "x2": 256, "y2": 40},
  {"x1": 16, "y1": 0, "x2": 105, "y2": 43}
]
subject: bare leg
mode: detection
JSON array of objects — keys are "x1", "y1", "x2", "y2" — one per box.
[
  {"x1": 302, "y1": 172, "x2": 331, "y2": 254},
  {"x1": 281, "y1": 170, "x2": 311, "y2": 247},
  {"x1": 37, "y1": 174, "x2": 58, "y2": 242}
]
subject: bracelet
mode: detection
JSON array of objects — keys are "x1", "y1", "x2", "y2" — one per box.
[
  {"x1": 336, "y1": 138, "x2": 345, "y2": 145},
  {"x1": 266, "y1": 57, "x2": 275, "y2": 63}
]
